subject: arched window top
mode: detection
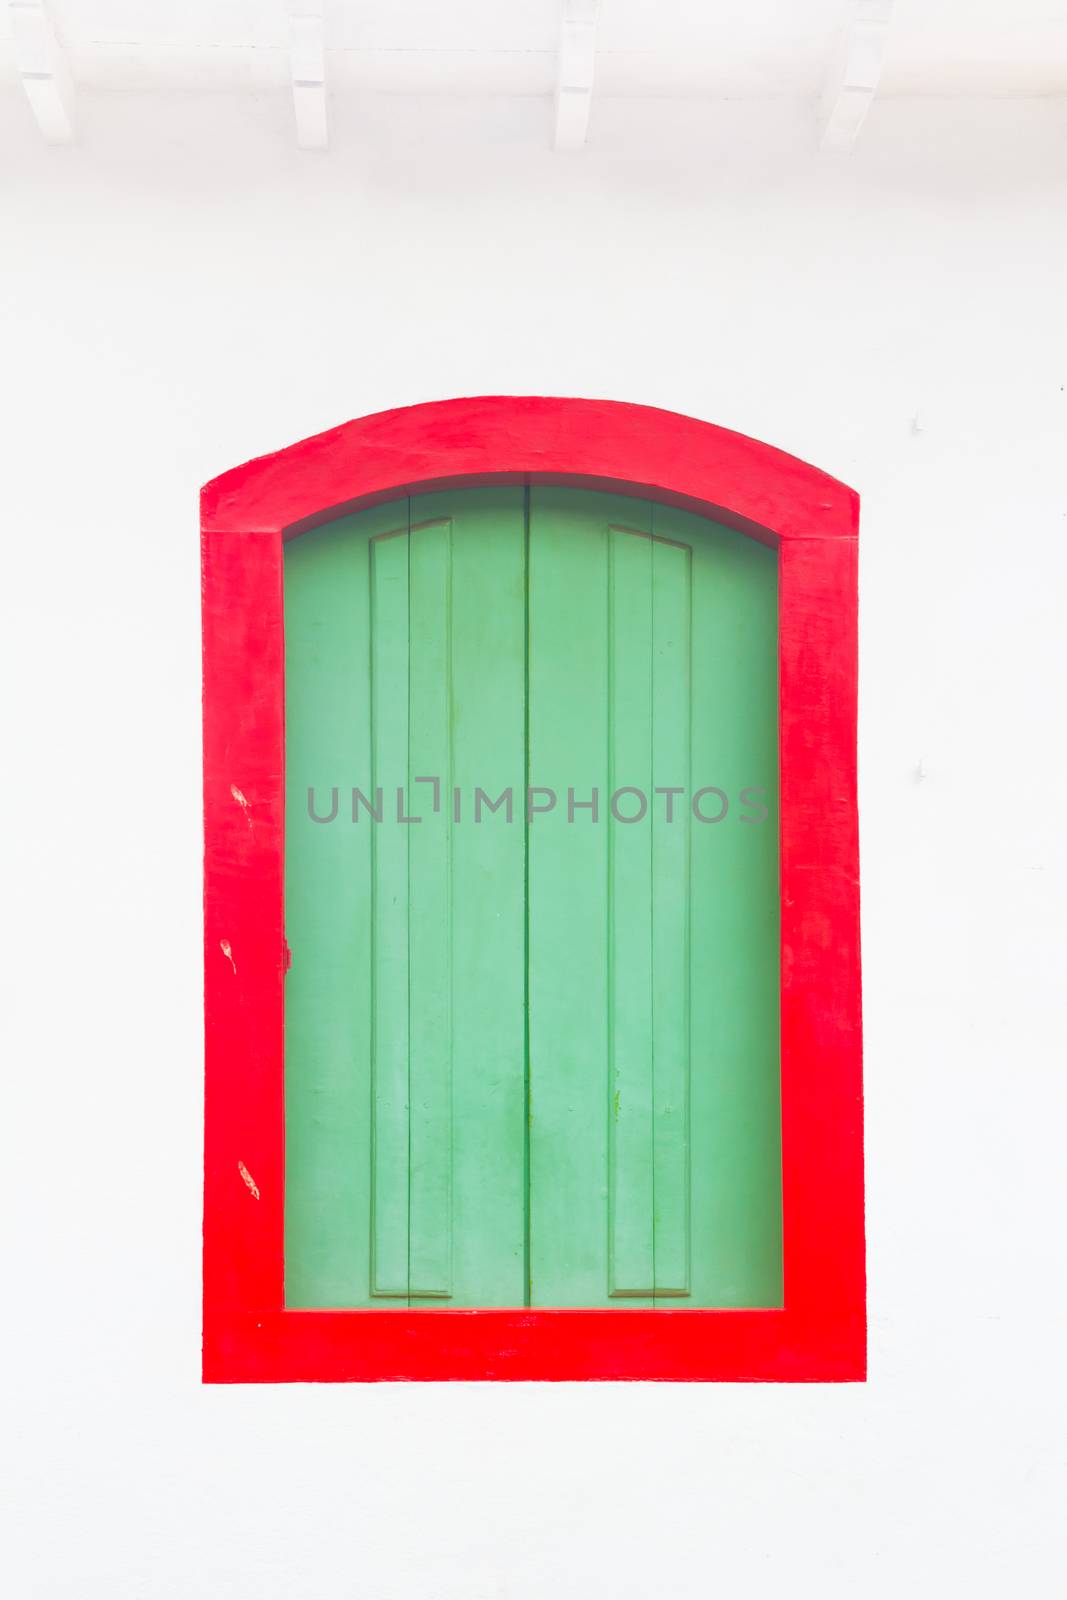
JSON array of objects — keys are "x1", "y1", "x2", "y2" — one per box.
[{"x1": 201, "y1": 395, "x2": 857, "y2": 545}]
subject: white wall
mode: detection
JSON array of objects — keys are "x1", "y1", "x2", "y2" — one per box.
[{"x1": 3, "y1": 87, "x2": 1065, "y2": 1599}]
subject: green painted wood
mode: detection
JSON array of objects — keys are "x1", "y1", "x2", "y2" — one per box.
[
  {"x1": 412, "y1": 489, "x2": 527, "y2": 1308},
  {"x1": 526, "y1": 490, "x2": 618, "y2": 1305},
  {"x1": 284, "y1": 484, "x2": 780, "y2": 1311},
  {"x1": 369, "y1": 523, "x2": 411, "y2": 1297},
  {"x1": 650, "y1": 532, "x2": 693, "y2": 1297},
  {"x1": 654, "y1": 499, "x2": 782, "y2": 1308},
  {"x1": 285, "y1": 490, "x2": 526, "y2": 1308},
  {"x1": 607, "y1": 521, "x2": 656, "y2": 1301},
  {"x1": 405, "y1": 515, "x2": 453, "y2": 1297},
  {"x1": 527, "y1": 487, "x2": 780, "y2": 1308},
  {"x1": 283, "y1": 499, "x2": 394, "y2": 1308}
]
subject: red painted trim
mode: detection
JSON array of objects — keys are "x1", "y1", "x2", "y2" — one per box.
[
  {"x1": 202, "y1": 396, "x2": 864, "y2": 1383},
  {"x1": 202, "y1": 396, "x2": 856, "y2": 545}
]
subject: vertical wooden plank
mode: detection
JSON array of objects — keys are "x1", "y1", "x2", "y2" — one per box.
[
  {"x1": 283, "y1": 501, "x2": 400, "y2": 1308},
  {"x1": 528, "y1": 489, "x2": 655, "y2": 1306},
  {"x1": 370, "y1": 521, "x2": 411, "y2": 1298},
  {"x1": 654, "y1": 501, "x2": 782, "y2": 1308},
  {"x1": 527, "y1": 486, "x2": 609, "y2": 1305},
  {"x1": 407, "y1": 517, "x2": 453, "y2": 1297},
  {"x1": 651, "y1": 535, "x2": 692, "y2": 1297},
  {"x1": 419, "y1": 488, "x2": 528, "y2": 1307},
  {"x1": 607, "y1": 525, "x2": 655, "y2": 1299}
]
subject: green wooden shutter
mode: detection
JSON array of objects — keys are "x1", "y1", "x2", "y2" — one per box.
[{"x1": 283, "y1": 486, "x2": 781, "y2": 1309}]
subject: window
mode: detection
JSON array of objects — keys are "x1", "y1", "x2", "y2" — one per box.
[{"x1": 202, "y1": 397, "x2": 864, "y2": 1380}]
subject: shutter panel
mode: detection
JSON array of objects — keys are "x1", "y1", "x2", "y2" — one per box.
[
  {"x1": 284, "y1": 490, "x2": 527, "y2": 1307},
  {"x1": 284, "y1": 486, "x2": 781, "y2": 1310}
]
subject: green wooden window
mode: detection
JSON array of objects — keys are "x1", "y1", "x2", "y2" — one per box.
[{"x1": 283, "y1": 486, "x2": 781, "y2": 1309}]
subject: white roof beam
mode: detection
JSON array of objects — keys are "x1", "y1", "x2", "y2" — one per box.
[
  {"x1": 10, "y1": 0, "x2": 74, "y2": 144},
  {"x1": 290, "y1": 2, "x2": 328, "y2": 151},
  {"x1": 554, "y1": 0, "x2": 599, "y2": 152},
  {"x1": 819, "y1": 0, "x2": 894, "y2": 154}
]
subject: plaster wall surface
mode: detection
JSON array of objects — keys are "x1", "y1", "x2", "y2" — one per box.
[{"x1": 2, "y1": 87, "x2": 1065, "y2": 1600}]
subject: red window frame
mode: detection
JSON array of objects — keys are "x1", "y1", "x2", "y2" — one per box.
[{"x1": 201, "y1": 395, "x2": 864, "y2": 1382}]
